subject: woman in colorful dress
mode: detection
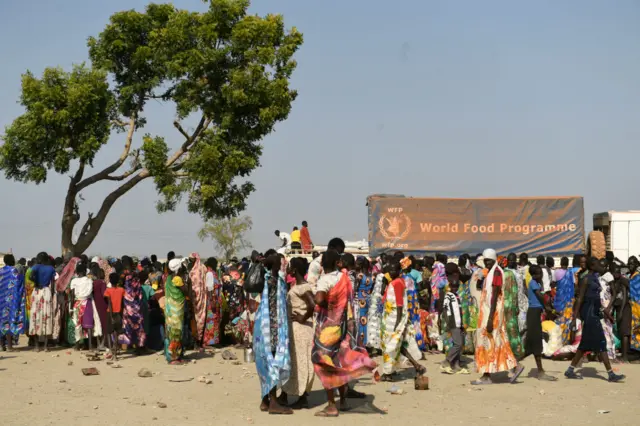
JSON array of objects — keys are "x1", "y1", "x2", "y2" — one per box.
[
  {"x1": 188, "y1": 253, "x2": 207, "y2": 350},
  {"x1": 89, "y1": 264, "x2": 108, "y2": 350},
  {"x1": 29, "y1": 253, "x2": 57, "y2": 352},
  {"x1": 599, "y1": 267, "x2": 616, "y2": 361},
  {"x1": 280, "y1": 257, "x2": 315, "y2": 409},
  {"x1": 458, "y1": 255, "x2": 478, "y2": 354},
  {"x1": 164, "y1": 258, "x2": 187, "y2": 364},
  {"x1": 118, "y1": 256, "x2": 146, "y2": 352},
  {"x1": 554, "y1": 256, "x2": 576, "y2": 346},
  {"x1": 628, "y1": 256, "x2": 640, "y2": 352},
  {"x1": 401, "y1": 257, "x2": 426, "y2": 352},
  {"x1": 366, "y1": 270, "x2": 386, "y2": 353},
  {"x1": 253, "y1": 254, "x2": 292, "y2": 415},
  {"x1": 222, "y1": 268, "x2": 246, "y2": 345},
  {"x1": 380, "y1": 260, "x2": 425, "y2": 382},
  {"x1": 203, "y1": 257, "x2": 222, "y2": 347},
  {"x1": 353, "y1": 256, "x2": 373, "y2": 347},
  {"x1": 564, "y1": 257, "x2": 624, "y2": 382},
  {"x1": 0, "y1": 254, "x2": 26, "y2": 351},
  {"x1": 69, "y1": 262, "x2": 102, "y2": 350},
  {"x1": 24, "y1": 259, "x2": 35, "y2": 343},
  {"x1": 55, "y1": 257, "x2": 80, "y2": 346},
  {"x1": 429, "y1": 255, "x2": 447, "y2": 351},
  {"x1": 312, "y1": 249, "x2": 376, "y2": 417},
  {"x1": 472, "y1": 249, "x2": 523, "y2": 386},
  {"x1": 502, "y1": 255, "x2": 523, "y2": 359}
]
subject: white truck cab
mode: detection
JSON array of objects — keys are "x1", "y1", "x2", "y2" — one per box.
[{"x1": 592, "y1": 210, "x2": 640, "y2": 262}]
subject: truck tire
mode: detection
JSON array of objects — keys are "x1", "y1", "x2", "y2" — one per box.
[{"x1": 587, "y1": 230, "x2": 606, "y2": 260}]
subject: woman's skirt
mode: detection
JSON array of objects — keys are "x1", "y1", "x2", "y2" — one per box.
[
  {"x1": 203, "y1": 294, "x2": 221, "y2": 346},
  {"x1": 72, "y1": 299, "x2": 102, "y2": 342},
  {"x1": 283, "y1": 319, "x2": 314, "y2": 396},
  {"x1": 577, "y1": 301, "x2": 607, "y2": 353},
  {"x1": 29, "y1": 287, "x2": 54, "y2": 337},
  {"x1": 525, "y1": 307, "x2": 543, "y2": 356},
  {"x1": 164, "y1": 300, "x2": 185, "y2": 362}
]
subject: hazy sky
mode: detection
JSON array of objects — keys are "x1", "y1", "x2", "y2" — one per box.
[{"x1": 1, "y1": 0, "x2": 639, "y2": 258}]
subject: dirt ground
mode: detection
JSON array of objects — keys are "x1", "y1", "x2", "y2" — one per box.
[{"x1": 1, "y1": 339, "x2": 638, "y2": 426}]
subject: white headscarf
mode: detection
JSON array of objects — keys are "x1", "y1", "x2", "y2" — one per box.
[
  {"x1": 482, "y1": 248, "x2": 497, "y2": 261},
  {"x1": 479, "y1": 248, "x2": 503, "y2": 330},
  {"x1": 169, "y1": 258, "x2": 183, "y2": 273}
]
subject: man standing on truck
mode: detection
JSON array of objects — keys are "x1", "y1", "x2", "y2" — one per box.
[{"x1": 300, "y1": 221, "x2": 314, "y2": 254}]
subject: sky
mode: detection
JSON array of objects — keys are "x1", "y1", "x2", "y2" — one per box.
[{"x1": 1, "y1": 0, "x2": 639, "y2": 258}]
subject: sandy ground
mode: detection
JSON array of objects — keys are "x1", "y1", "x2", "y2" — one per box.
[{"x1": 1, "y1": 338, "x2": 638, "y2": 426}]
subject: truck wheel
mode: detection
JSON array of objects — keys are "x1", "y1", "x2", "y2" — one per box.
[{"x1": 587, "y1": 230, "x2": 606, "y2": 259}]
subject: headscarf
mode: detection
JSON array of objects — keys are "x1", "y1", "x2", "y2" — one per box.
[
  {"x1": 168, "y1": 258, "x2": 183, "y2": 273},
  {"x1": 98, "y1": 258, "x2": 113, "y2": 280},
  {"x1": 482, "y1": 248, "x2": 497, "y2": 261},
  {"x1": 56, "y1": 257, "x2": 80, "y2": 292},
  {"x1": 400, "y1": 257, "x2": 412, "y2": 270},
  {"x1": 498, "y1": 255, "x2": 508, "y2": 269}
]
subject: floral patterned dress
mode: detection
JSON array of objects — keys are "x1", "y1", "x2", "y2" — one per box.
[
  {"x1": 381, "y1": 278, "x2": 421, "y2": 374},
  {"x1": 0, "y1": 266, "x2": 26, "y2": 344},
  {"x1": 203, "y1": 271, "x2": 222, "y2": 346}
]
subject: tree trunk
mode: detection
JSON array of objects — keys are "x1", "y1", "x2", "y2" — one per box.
[
  {"x1": 60, "y1": 169, "x2": 149, "y2": 257},
  {"x1": 61, "y1": 163, "x2": 85, "y2": 258}
]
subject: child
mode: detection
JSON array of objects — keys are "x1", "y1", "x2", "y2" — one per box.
[
  {"x1": 440, "y1": 263, "x2": 469, "y2": 375},
  {"x1": 524, "y1": 265, "x2": 557, "y2": 381},
  {"x1": 104, "y1": 272, "x2": 125, "y2": 354}
]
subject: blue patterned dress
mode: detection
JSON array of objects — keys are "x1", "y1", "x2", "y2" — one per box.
[
  {"x1": 403, "y1": 274, "x2": 426, "y2": 351},
  {"x1": 354, "y1": 274, "x2": 374, "y2": 347},
  {"x1": 0, "y1": 265, "x2": 26, "y2": 344}
]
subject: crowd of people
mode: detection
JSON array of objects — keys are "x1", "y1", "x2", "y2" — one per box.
[{"x1": 0, "y1": 238, "x2": 637, "y2": 417}]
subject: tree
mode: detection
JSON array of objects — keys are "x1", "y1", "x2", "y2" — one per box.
[
  {"x1": 198, "y1": 215, "x2": 252, "y2": 260},
  {"x1": 0, "y1": 0, "x2": 303, "y2": 256}
]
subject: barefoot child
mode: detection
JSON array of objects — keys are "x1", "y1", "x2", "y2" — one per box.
[
  {"x1": 440, "y1": 263, "x2": 469, "y2": 375},
  {"x1": 523, "y1": 265, "x2": 557, "y2": 381},
  {"x1": 104, "y1": 273, "x2": 125, "y2": 357}
]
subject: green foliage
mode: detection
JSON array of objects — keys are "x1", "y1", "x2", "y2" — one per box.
[
  {"x1": 0, "y1": 65, "x2": 114, "y2": 183},
  {"x1": 0, "y1": 0, "x2": 303, "y2": 254},
  {"x1": 198, "y1": 215, "x2": 253, "y2": 260}
]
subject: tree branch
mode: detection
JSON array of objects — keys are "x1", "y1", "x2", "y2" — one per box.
[
  {"x1": 173, "y1": 121, "x2": 190, "y2": 140},
  {"x1": 150, "y1": 86, "x2": 176, "y2": 100},
  {"x1": 73, "y1": 169, "x2": 151, "y2": 254},
  {"x1": 104, "y1": 165, "x2": 142, "y2": 182},
  {"x1": 61, "y1": 161, "x2": 86, "y2": 254},
  {"x1": 166, "y1": 116, "x2": 211, "y2": 167},
  {"x1": 76, "y1": 116, "x2": 136, "y2": 191},
  {"x1": 79, "y1": 212, "x2": 94, "y2": 237},
  {"x1": 111, "y1": 119, "x2": 128, "y2": 127},
  {"x1": 103, "y1": 149, "x2": 141, "y2": 182}
]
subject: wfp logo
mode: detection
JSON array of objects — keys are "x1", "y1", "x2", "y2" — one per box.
[{"x1": 378, "y1": 208, "x2": 411, "y2": 240}]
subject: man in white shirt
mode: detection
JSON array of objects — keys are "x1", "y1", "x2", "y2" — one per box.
[
  {"x1": 274, "y1": 230, "x2": 291, "y2": 254},
  {"x1": 537, "y1": 255, "x2": 552, "y2": 293}
]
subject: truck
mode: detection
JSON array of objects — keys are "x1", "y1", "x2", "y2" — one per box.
[
  {"x1": 367, "y1": 195, "x2": 585, "y2": 257},
  {"x1": 590, "y1": 211, "x2": 640, "y2": 262}
]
